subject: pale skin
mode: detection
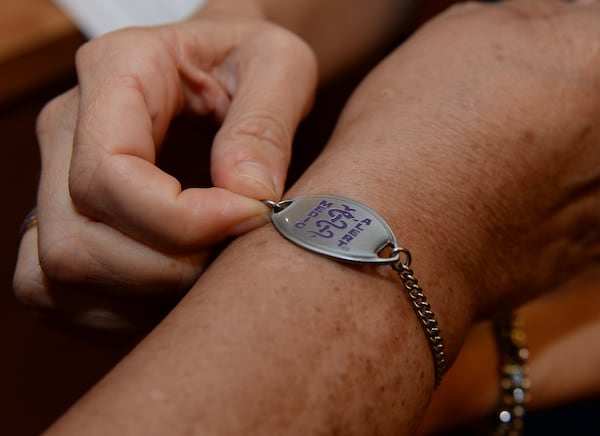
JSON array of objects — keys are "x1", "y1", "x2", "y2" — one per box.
[
  {"x1": 13, "y1": 0, "x2": 600, "y2": 434},
  {"x1": 13, "y1": 0, "x2": 411, "y2": 331}
]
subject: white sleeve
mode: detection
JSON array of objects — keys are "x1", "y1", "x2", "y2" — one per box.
[{"x1": 52, "y1": 0, "x2": 207, "y2": 38}]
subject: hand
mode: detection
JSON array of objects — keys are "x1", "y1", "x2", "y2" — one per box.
[
  {"x1": 12, "y1": 6, "x2": 317, "y2": 333},
  {"x1": 34, "y1": 1, "x2": 600, "y2": 434}
]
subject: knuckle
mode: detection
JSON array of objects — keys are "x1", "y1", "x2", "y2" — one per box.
[
  {"x1": 275, "y1": 29, "x2": 313, "y2": 58},
  {"x1": 69, "y1": 167, "x2": 93, "y2": 213},
  {"x1": 36, "y1": 93, "x2": 74, "y2": 144},
  {"x1": 36, "y1": 89, "x2": 79, "y2": 165},
  {"x1": 261, "y1": 25, "x2": 318, "y2": 72},
  {"x1": 75, "y1": 37, "x2": 107, "y2": 71},
  {"x1": 288, "y1": 38, "x2": 318, "y2": 80},
  {"x1": 68, "y1": 156, "x2": 100, "y2": 211},
  {"x1": 38, "y1": 234, "x2": 89, "y2": 284},
  {"x1": 75, "y1": 27, "x2": 152, "y2": 71},
  {"x1": 36, "y1": 98, "x2": 60, "y2": 138},
  {"x1": 243, "y1": 22, "x2": 318, "y2": 80},
  {"x1": 68, "y1": 148, "x2": 119, "y2": 214},
  {"x1": 228, "y1": 111, "x2": 291, "y2": 157}
]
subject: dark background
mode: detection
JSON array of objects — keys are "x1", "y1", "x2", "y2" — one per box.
[{"x1": 0, "y1": 75, "x2": 129, "y2": 435}]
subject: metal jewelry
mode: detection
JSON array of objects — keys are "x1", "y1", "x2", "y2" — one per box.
[
  {"x1": 19, "y1": 207, "x2": 38, "y2": 237},
  {"x1": 264, "y1": 195, "x2": 447, "y2": 387}
]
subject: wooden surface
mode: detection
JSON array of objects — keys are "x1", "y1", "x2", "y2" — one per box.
[{"x1": 0, "y1": 0, "x2": 83, "y2": 104}]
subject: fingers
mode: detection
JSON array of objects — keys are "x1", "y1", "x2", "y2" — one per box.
[
  {"x1": 69, "y1": 27, "x2": 269, "y2": 251},
  {"x1": 209, "y1": 26, "x2": 318, "y2": 200},
  {"x1": 13, "y1": 89, "x2": 211, "y2": 332},
  {"x1": 14, "y1": 19, "x2": 319, "y2": 333},
  {"x1": 14, "y1": 227, "x2": 171, "y2": 334},
  {"x1": 14, "y1": 226, "x2": 50, "y2": 309},
  {"x1": 14, "y1": 213, "x2": 192, "y2": 333},
  {"x1": 39, "y1": 90, "x2": 210, "y2": 289}
]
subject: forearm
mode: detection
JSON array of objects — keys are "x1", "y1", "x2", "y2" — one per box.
[
  {"x1": 44, "y1": 44, "x2": 484, "y2": 435},
  {"x1": 44, "y1": 230, "x2": 471, "y2": 435},
  {"x1": 37, "y1": 1, "x2": 600, "y2": 433},
  {"x1": 44, "y1": 206, "x2": 474, "y2": 435},
  {"x1": 198, "y1": 0, "x2": 416, "y2": 81}
]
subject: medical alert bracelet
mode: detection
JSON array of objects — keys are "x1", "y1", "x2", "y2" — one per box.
[
  {"x1": 493, "y1": 314, "x2": 530, "y2": 436},
  {"x1": 264, "y1": 195, "x2": 447, "y2": 387}
]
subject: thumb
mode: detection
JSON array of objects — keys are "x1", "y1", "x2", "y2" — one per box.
[{"x1": 210, "y1": 30, "x2": 317, "y2": 200}]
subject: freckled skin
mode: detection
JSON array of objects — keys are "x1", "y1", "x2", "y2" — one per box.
[{"x1": 37, "y1": 1, "x2": 600, "y2": 435}]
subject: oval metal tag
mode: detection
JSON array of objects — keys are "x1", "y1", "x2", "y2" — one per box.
[{"x1": 269, "y1": 195, "x2": 399, "y2": 264}]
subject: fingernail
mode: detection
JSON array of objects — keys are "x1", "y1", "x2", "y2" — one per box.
[
  {"x1": 236, "y1": 161, "x2": 279, "y2": 199},
  {"x1": 229, "y1": 211, "x2": 271, "y2": 236}
]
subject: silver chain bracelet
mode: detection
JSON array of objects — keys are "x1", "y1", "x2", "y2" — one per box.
[
  {"x1": 391, "y1": 248, "x2": 447, "y2": 387},
  {"x1": 264, "y1": 195, "x2": 447, "y2": 388}
]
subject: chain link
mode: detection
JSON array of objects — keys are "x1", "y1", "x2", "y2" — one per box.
[{"x1": 391, "y1": 250, "x2": 447, "y2": 388}]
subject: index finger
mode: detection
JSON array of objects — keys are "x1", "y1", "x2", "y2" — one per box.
[{"x1": 69, "y1": 27, "x2": 267, "y2": 251}]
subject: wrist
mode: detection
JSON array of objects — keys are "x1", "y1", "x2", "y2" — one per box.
[
  {"x1": 282, "y1": 188, "x2": 478, "y2": 368},
  {"x1": 285, "y1": 124, "x2": 482, "y2": 355},
  {"x1": 302, "y1": 49, "x2": 534, "y2": 318},
  {"x1": 209, "y1": 222, "x2": 458, "y2": 431}
]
